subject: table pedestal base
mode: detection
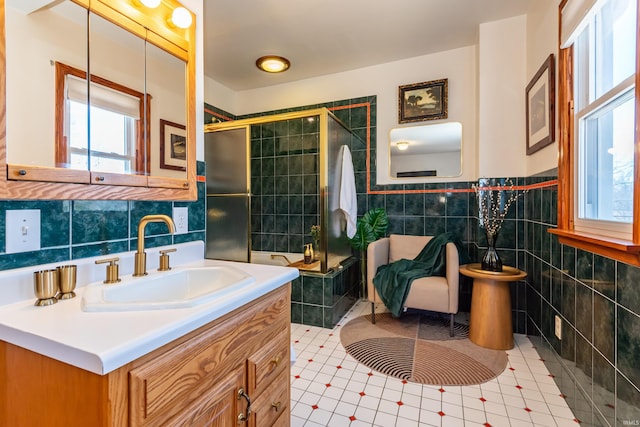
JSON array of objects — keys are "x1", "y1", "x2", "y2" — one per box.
[{"x1": 468, "y1": 278, "x2": 513, "y2": 350}]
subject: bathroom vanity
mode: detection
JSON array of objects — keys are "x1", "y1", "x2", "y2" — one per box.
[{"x1": 0, "y1": 242, "x2": 297, "y2": 426}]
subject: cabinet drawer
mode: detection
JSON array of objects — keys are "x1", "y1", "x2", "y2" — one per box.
[
  {"x1": 251, "y1": 368, "x2": 289, "y2": 427},
  {"x1": 247, "y1": 328, "x2": 289, "y2": 394}
]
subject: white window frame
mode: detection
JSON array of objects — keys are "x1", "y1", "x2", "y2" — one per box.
[{"x1": 571, "y1": 0, "x2": 636, "y2": 240}]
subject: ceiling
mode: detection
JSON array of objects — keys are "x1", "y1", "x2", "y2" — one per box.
[{"x1": 203, "y1": 0, "x2": 535, "y2": 91}]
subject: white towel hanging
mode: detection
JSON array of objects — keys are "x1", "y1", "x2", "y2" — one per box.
[{"x1": 339, "y1": 145, "x2": 358, "y2": 238}]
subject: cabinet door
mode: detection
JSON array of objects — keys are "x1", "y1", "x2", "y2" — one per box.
[{"x1": 169, "y1": 366, "x2": 245, "y2": 427}]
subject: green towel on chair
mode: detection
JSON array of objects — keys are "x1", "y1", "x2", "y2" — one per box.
[{"x1": 372, "y1": 232, "x2": 463, "y2": 318}]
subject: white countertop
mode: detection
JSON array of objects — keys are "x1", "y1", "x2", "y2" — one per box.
[{"x1": 0, "y1": 242, "x2": 298, "y2": 375}]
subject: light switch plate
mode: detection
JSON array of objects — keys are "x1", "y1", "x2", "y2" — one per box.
[
  {"x1": 173, "y1": 207, "x2": 189, "y2": 234},
  {"x1": 6, "y1": 209, "x2": 41, "y2": 254}
]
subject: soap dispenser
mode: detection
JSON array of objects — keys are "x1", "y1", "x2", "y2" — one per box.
[{"x1": 304, "y1": 244, "x2": 312, "y2": 264}]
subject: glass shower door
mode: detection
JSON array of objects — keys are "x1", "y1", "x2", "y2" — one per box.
[{"x1": 204, "y1": 127, "x2": 250, "y2": 262}]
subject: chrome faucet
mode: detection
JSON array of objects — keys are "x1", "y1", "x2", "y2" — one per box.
[{"x1": 134, "y1": 214, "x2": 176, "y2": 276}]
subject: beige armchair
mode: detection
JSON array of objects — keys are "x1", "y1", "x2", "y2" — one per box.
[{"x1": 367, "y1": 234, "x2": 460, "y2": 336}]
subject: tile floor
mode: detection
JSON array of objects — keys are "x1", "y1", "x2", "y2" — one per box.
[{"x1": 290, "y1": 300, "x2": 579, "y2": 427}]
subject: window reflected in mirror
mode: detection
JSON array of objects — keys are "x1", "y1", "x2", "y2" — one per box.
[
  {"x1": 389, "y1": 122, "x2": 462, "y2": 180},
  {"x1": 54, "y1": 62, "x2": 149, "y2": 174}
]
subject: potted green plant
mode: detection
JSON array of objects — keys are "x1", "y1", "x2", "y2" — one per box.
[{"x1": 348, "y1": 208, "x2": 389, "y2": 298}]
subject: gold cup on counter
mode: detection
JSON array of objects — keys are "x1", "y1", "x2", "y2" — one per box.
[
  {"x1": 33, "y1": 269, "x2": 59, "y2": 306},
  {"x1": 56, "y1": 265, "x2": 77, "y2": 300}
]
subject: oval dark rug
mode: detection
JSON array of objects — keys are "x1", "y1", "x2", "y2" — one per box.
[{"x1": 340, "y1": 312, "x2": 508, "y2": 386}]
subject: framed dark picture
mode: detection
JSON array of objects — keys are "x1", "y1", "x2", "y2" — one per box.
[
  {"x1": 398, "y1": 78, "x2": 448, "y2": 124},
  {"x1": 160, "y1": 119, "x2": 186, "y2": 171},
  {"x1": 526, "y1": 54, "x2": 555, "y2": 155}
]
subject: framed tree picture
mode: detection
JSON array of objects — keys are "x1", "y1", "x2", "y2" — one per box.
[
  {"x1": 398, "y1": 78, "x2": 448, "y2": 123},
  {"x1": 526, "y1": 54, "x2": 555, "y2": 155}
]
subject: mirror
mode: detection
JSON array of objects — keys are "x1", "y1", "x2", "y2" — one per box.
[
  {"x1": 4, "y1": 0, "x2": 191, "y2": 190},
  {"x1": 6, "y1": 0, "x2": 87, "y2": 170},
  {"x1": 146, "y1": 40, "x2": 188, "y2": 179},
  {"x1": 87, "y1": 10, "x2": 147, "y2": 175},
  {"x1": 389, "y1": 122, "x2": 462, "y2": 179}
]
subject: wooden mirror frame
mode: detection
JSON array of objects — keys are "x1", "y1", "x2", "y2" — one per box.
[{"x1": 0, "y1": 0, "x2": 197, "y2": 200}]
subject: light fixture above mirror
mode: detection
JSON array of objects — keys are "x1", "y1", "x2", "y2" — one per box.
[
  {"x1": 169, "y1": 6, "x2": 192, "y2": 29},
  {"x1": 256, "y1": 55, "x2": 291, "y2": 73}
]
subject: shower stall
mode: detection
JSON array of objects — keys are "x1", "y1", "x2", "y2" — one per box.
[{"x1": 204, "y1": 108, "x2": 356, "y2": 274}]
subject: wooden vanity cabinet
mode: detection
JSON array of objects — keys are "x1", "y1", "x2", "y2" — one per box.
[{"x1": 0, "y1": 284, "x2": 291, "y2": 427}]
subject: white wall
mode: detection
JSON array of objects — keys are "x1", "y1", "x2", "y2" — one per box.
[
  {"x1": 478, "y1": 15, "x2": 528, "y2": 178},
  {"x1": 227, "y1": 46, "x2": 478, "y2": 184},
  {"x1": 525, "y1": 0, "x2": 560, "y2": 175},
  {"x1": 204, "y1": 74, "x2": 238, "y2": 122}
]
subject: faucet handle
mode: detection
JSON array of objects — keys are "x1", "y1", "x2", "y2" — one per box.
[
  {"x1": 95, "y1": 257, "x2": 121, "y2": 284},
  {"x1": 158, "y1": 248, "x2": 177, "y2": 272}
]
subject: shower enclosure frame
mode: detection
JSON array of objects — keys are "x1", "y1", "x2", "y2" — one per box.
[{"x1": 204, "y1": 107, "x2": 355, "y2": 273}]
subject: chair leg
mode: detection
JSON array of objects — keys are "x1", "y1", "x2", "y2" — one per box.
[
  {"x1": 371, "y1": 302, "x2": 376, "y2": 324},
  {"x1": 449, "y1": 313, "x2": 454, "y2": 337}
]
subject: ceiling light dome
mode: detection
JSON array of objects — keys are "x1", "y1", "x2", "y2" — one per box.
[{"x1": 256, "y1": 56, "x2": 291, "y2": 73}]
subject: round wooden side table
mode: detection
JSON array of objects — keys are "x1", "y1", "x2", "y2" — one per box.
[{"x1": 459, "y1": 263, "x2": 527, "y2": 350}]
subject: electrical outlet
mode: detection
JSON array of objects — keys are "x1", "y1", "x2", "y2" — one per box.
[
  {"x1": 6, "y1": 209, "x2": 41, "y2": 254},
  {"x1": 173, "y1": 207, "x2": 188, "y2": 234},
  {"x1": 554, "y1": 315, "x2": 562, "y2": 340}
]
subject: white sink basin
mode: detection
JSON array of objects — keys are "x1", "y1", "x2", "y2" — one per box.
[{"x1": 81, "y1": 266, "x2": 256, "y2": 312}]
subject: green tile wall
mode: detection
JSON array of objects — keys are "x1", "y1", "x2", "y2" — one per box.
[
  {"x1": 524, "y1": 174, "x2": 640, "y2": 426},
  {"x1": 290, "y1": 257, "x2": 359, "y2": 328},
  {"x1": 0, "y1": 161, "x2": 206, "y2": 270},
  {"x1": 250, "y1": 117, "x2": 320, "y2": 253},
  {"x1": 240, "y1": 100, "x2": 371, "y2": 255},
  {"x1": 237, "y1": 99, "x2": 374, "y2": 328}
]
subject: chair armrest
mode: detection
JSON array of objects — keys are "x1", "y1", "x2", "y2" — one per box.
[
  {"x1": 445, "y1": 242, "x2": 460, "y2": 313},
  {"x1": 366, "y1": 237, "x2": 390, "y2": 302}
]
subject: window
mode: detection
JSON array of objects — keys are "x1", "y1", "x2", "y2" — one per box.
[
  {"x1": 554, "y1": 0, "x2": 640, "y2": 264},
  {"x1": 55, "y1": 62, "x2": 149, "y2": 175},
  {"x1": 573, "y1": 0, "x2": 636, "y2": 239}
]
